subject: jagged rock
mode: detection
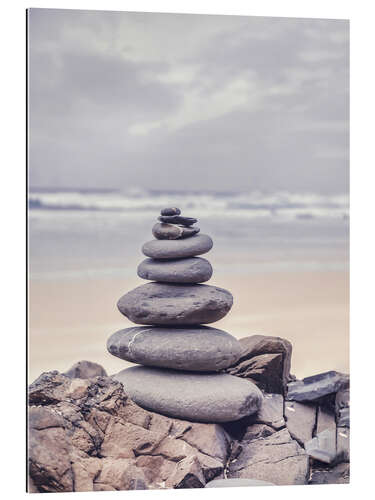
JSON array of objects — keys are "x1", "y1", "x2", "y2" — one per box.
[
  {"x1": 28, "y1": 371, "x2": 231, "y2": 492},
  {"x1": 285, "y1": 401, "x2": 316, "y2": 445},
  {"x1": 316, "y1": 405, "x2": 336, "y2": 434},
  {"x1": 242, "y1": 423, "x2": 276, "y2": 441},
  {"x1": 28, "y1": 406, "x2": 74, "y2": 492},
  {"x1": 107, "y1": 326, "x2": 241, "y2": 371},
  {"x1": 309, "y1": 462, "x2": 350, "y2": 485},
  {"x1": 64, "y1": 360, "x2": 107, "y2": 379},
  {"x1": 336, "y1": 389, "x2": 350, "y2": 427},
  {"x1": 248, "y1": 393, "x2": 285, "y2": 430},
  {"x1": 228, "y1": 353, "x2": 284, "y2": 394},
  {"x1": 287, "y1": 371, "x2": 349, "y2": 402},
  {"x1": 29, "y1": 370, "x2": 72, "y2": 404},
  {"x1": 228, "y1": 428, "x2": 309, "y2": 485},
  {"x1": 337, "y1": 427, "x2": 350, "y2": 462},
  {"x1": 95, "y1": 459, "x2": 148, "y2": 490},
  {"x1": 305, "y1": 428, "x2": 337, "y2": 464},
  {"x1": 206, "y1": 478, "x2": 274, "y2": 487},
  {"x1": 167, "y1": 456, "x2": 205, "y2": 488},
  {"x1": 114, "y1": 366, "x2": 263, "y2": 422},
  {"x1": 227, "y1": 335, "x2": 292, "y2": 394},
  {"x1": 117, "y1": 282, "x2": 233, "y2": 325},
  {"x1": 337, "y1": 407, "x2": 350, "y2": 427}
]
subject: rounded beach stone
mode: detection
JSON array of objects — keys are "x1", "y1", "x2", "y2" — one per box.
[
  {"x1": 205, "y1": 478, "x2": 274, "y2": 487},
  {"x1": 152, "y1": 223, "x2": 183, "y2": 240},
  {"x1": 137, "y1": 257, "x2": 212, "y2": 284},
  {"x1": 160, "y1": 207, "x2": 181, "y2": 216},
  {"x1": 107, "y1": 326, "x2": 242, "y2": 371},
  {"x1": 158, "y1": 215, "x2": 197, "y2": 226},
  {"x1": 117, "y1": 282, "x2": 233, "y2": 325},
  {"x1": 152, "y1": 223, "x2": 200, "y2": 240},
  {"x1": 142, "y1": 234, "x2": 213, "y2": 259},
  {"x1": 113, "y1": 366, "x2": 263, "y2": 422},
  {"x1": 178, "y1": 226, "x2": 200, "y2": 239}
]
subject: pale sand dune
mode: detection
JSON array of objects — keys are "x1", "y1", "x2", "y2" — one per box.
[{"x1": 28, "y1": 270, "x2": 349, "y2": 382}]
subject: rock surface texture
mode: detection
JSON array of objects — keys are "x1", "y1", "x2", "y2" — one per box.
[
  {"x1": 226, "y1": 335, "x2": 292, "y2": 394},
  {"x1": 114, "y1": 366, "x2": 263, "y2": 422},
  {"x1": 117, "y1": 282, "x2": 233, "y2": 326},
  {"x1": 28, "y1": 371, "x2": 230, "y2": 492},
  {"x1": 107, "y1": 326, "x2": 242, "y2": 371},
  {"x1": 142, "y1": 234, "x2": 213, "y2": 259},
  {"x1": 28, "y1": 359, "x2": 350, "y2": 491},
  {"x1": 137, "y1": 257, "x2": 212, "y2": 284}
]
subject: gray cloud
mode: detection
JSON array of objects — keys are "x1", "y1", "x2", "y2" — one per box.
[{"x1": 28, "y1": 9, "x2": 349, "y2": 193}]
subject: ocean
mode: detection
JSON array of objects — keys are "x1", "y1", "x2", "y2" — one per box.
[
  {"x1": 28, "y1": 188, "x2": 349, "y2": 280},
  {"x1": 28, "y1": 188, "x2": 350, "y2": 380}
]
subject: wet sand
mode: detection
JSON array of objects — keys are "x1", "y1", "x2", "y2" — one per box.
[{"x1": 28, "y1": 270, "x2": 349, "y2": 382}]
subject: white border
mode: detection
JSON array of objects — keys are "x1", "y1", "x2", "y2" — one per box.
[{"x1": 1, "y1": 1, "x2": 374, "y2": 499}]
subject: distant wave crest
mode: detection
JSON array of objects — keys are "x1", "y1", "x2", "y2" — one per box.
[{"x1": 28, "y1": 188, "x2": 349, "y2": 220}]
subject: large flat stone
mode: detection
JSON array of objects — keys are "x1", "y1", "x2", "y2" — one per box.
[
  {"x1": 142, "y1": 234, "x2": 213, "y2": 260},
  {"x1": 287, "y1": 371, "x2": 349, "y2": 402},
  {"x1": 117, "y1": 282, "x2": 233, "y2": 325},
  {"x1": 284, "y1": 401, "x2": 316, "y2": 445},
  {"x1": 228, "y1": 428, "x2": 309, "y2": 485},
  {"x1": 107, "y1": 326, "x2": 242, "y2": 371},
  {"x1": 205, "y1": 478, "x2": 274, "y2": 487},
  {"x1": 113, "y1": 366, "x2": 263, "y2": 423},
  {"x1": 137, "y1": 257, "x2": 212, "y2": 284}
]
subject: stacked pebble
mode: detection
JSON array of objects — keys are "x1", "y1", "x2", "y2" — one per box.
[{"x1": 107, "y1": 207, "x2": 263, "y2": 423}]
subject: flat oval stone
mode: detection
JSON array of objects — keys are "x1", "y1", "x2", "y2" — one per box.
[
  {"x1": 152, "y1": 223, "x2": 200, "y2": 240},
  {"x1": 117, "y1": 282, "x2": 233, "y2": 325},
  {"x1": 158, "y1": 215, "x2": 197, "y2": 226},
  {"x1": 107, "y1": 326, "x2": 242, "y2": 371},
  {"x1": 160, "y1": 207, "x2": 181, "y2": 216},
  {"x1": 142, "y1": 234, "x2": 213, "y2": 259},
  {"x1": 137, "y1": 257, "x2": 212, "y2": 283},
  {"x1": 113, "y1": 366, "x2": 263, "y2": 422},
  {"x1": 205, "y1": 479, "x2": 274, "y2": 487}
]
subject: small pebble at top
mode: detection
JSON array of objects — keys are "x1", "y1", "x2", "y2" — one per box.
[{"x1": 160, "y1": 207, "x2": 181, "y2": 216}]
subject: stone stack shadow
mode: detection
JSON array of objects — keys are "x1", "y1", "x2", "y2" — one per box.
[{"x1": 107, "y1": 207, "x2": 263, "y2": 423}]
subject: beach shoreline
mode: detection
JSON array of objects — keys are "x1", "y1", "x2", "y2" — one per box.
[{"x1": 29, "y1": 269, "x2": 349, "y2": 382}]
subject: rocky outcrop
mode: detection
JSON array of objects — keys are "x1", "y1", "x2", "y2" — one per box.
[
  {"x1": 227, "y1": 428, "x2": 310, "y2": 486},
  {"x1": 28, "y1": 370, "x2": 230, "y2": 493},
  {"x1": 28, "y1": 349, "x2": 350, "y2": 492}
]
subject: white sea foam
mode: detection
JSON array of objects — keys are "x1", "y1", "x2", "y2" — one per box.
[{"x1": 28, "y1": 188, "x2": 349, "y2": 220}]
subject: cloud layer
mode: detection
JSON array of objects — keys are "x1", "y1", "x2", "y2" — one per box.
[{"x1": 28, "y1": 9, "x2": 349, "y2": 193}]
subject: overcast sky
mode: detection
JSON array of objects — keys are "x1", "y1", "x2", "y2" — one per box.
[{"x1": 28, "y1": 9, "x2": 349, "y2": 193}]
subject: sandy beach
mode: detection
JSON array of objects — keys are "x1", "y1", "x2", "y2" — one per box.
[{"x1": 29, "y1": 269, "x2": 349, "y2": 382}]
